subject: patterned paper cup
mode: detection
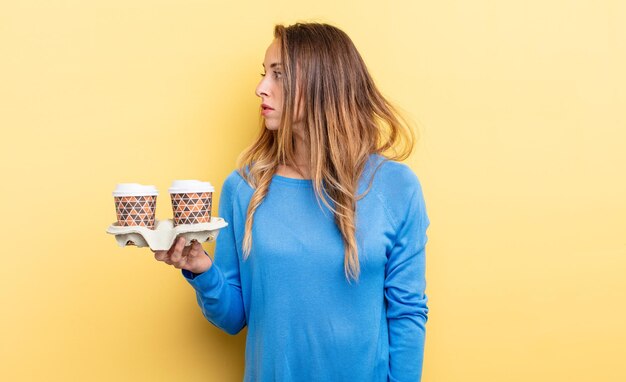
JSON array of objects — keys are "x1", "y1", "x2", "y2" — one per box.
[
  {"x1": 168, "y1": 180, "x2": 214, "y2": 226},
  {"x1": 113, "y1": 183, "x2": 158, "y2": 229}
]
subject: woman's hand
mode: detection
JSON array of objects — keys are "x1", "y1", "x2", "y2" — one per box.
[{"x1": 152, "y1": 236, "x2": 213, "y2": 275}]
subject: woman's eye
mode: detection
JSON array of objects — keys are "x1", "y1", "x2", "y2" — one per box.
[{"x1": 259, "y1": 71, "x2": 281, "y2": 79}]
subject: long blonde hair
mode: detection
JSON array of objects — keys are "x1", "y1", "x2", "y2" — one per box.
[{"x1": 237, "y1": 23, "x2": 415, "y2": 281}]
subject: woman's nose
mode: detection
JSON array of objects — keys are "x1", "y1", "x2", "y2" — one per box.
[{"x1": 255, "y1": 79, "x2": 269, "y2": 98}]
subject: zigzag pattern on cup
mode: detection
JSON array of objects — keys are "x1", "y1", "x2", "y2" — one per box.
[
  {"x1": 114, "y1": 196, "x2": 157, "y2": 228},
  {"x1": 171, "y1": 192, "x2": 212, "y2": 226}
]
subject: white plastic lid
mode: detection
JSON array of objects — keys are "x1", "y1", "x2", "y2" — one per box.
[
  {"x1": 168, "y1": 180, "x2": 214, "y2": 194},
  {"x1": 113, "y1": 183, "x2": 159, "y2": 197}
]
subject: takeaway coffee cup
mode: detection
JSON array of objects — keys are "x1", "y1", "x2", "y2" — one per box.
[
  {"x1": 113, "y1": 183, "x2": 159, "y2": 229},
  {"x1": 168, "y1": 180, "x2": 214, "y2": 226}
]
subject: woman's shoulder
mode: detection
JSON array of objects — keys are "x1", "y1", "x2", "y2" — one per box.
[
  {"x1": 221, "y1": 168, "x2": 253, "y2": 198},
  {"x1": 363, "y1": 154, "x2": 427, "y2": 229},
  {"x1": 365, "y1": 154, "x2": 423, "y2": 196}
]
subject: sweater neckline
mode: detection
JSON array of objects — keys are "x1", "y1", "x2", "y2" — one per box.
[
  {"x1": 269, "y1": 154, "x2": 384, "y2": 188},
  {"x1": 272, "y1": 174, "x2": 313, "y2": 187}
]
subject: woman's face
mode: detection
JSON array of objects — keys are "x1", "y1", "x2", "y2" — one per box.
[{"x1": 255, "y1": 39, "x2": 284, "y2": 131}]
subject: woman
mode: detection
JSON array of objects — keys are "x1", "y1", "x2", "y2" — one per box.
[{"x1": 153, "y1": 22, "x2": 430, "y2": 381}]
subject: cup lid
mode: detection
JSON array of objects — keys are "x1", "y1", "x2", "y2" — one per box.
[
  {"x1": 168, "y1": 180, "x2": 215, "y2": 194},
  {"x1": 113, "y1": 183, "x2": 159, "y2": 197}
]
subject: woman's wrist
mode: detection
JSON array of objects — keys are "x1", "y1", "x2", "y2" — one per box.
[{"x1": 188, "y1": 250, "x2": 213, "y2": 275}]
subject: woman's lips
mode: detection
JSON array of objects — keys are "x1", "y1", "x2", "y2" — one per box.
[{"x1": 261, "y1": 104, "x2": 274, "y2": 116}]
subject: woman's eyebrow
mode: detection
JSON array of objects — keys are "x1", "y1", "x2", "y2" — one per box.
[{"x1": 262, "y1": 62, "x2": 283, "y2": 69}]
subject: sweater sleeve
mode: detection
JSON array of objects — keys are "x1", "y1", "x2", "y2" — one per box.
[
  {"x1": 181, "y1": 173, "x2": 247, "y2": 335},
  {"x1": 385, "y1": 174, "x2": 430, "y2": 381}
]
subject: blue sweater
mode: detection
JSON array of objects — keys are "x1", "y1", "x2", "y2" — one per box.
[{"x1": 182, "y1": 154, "x2": 430, "y2": 381}]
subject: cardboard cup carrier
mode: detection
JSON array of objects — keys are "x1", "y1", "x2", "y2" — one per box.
[{"x1": 107, "y1": 180, "x2": 225, "y2": 250}]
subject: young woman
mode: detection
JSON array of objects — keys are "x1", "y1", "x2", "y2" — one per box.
[{"x1": 153, "y1": 22, "x2": 430, "y2": 381}]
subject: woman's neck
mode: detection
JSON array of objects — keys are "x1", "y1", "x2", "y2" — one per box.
[{"x1": 276, "y1": 130, "x2": 311, "y2": 179}]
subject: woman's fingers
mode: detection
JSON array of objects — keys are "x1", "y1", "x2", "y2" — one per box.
[
  {"x1": 153, "y1": 250, "x2": 168, "y2": 262},
  {"x1": 190, "y1": 240, "x2": 204, "y2": 255},
  {"x1": 171, "y1": 240, "x2": 203, "y2": 269},
  {"x1": 153, "y1": 237, "x2": 205, "y2": 270},
  {"x1": 153, "y1": 250, "x2": 174, "y2": 265},
  {"x1": 172, "y1": 237, "x2": 196, "y2": 269},
  {"x1": 169, "y1": 236, "x2": 186, "y2": 263},
  {"x1": 152, "y1": 237, "x2": 184, "y2": 265}
]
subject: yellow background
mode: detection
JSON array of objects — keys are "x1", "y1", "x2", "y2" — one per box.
[{"x1": 1, "y1": 1, "x2": 625, "y2": 381}]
